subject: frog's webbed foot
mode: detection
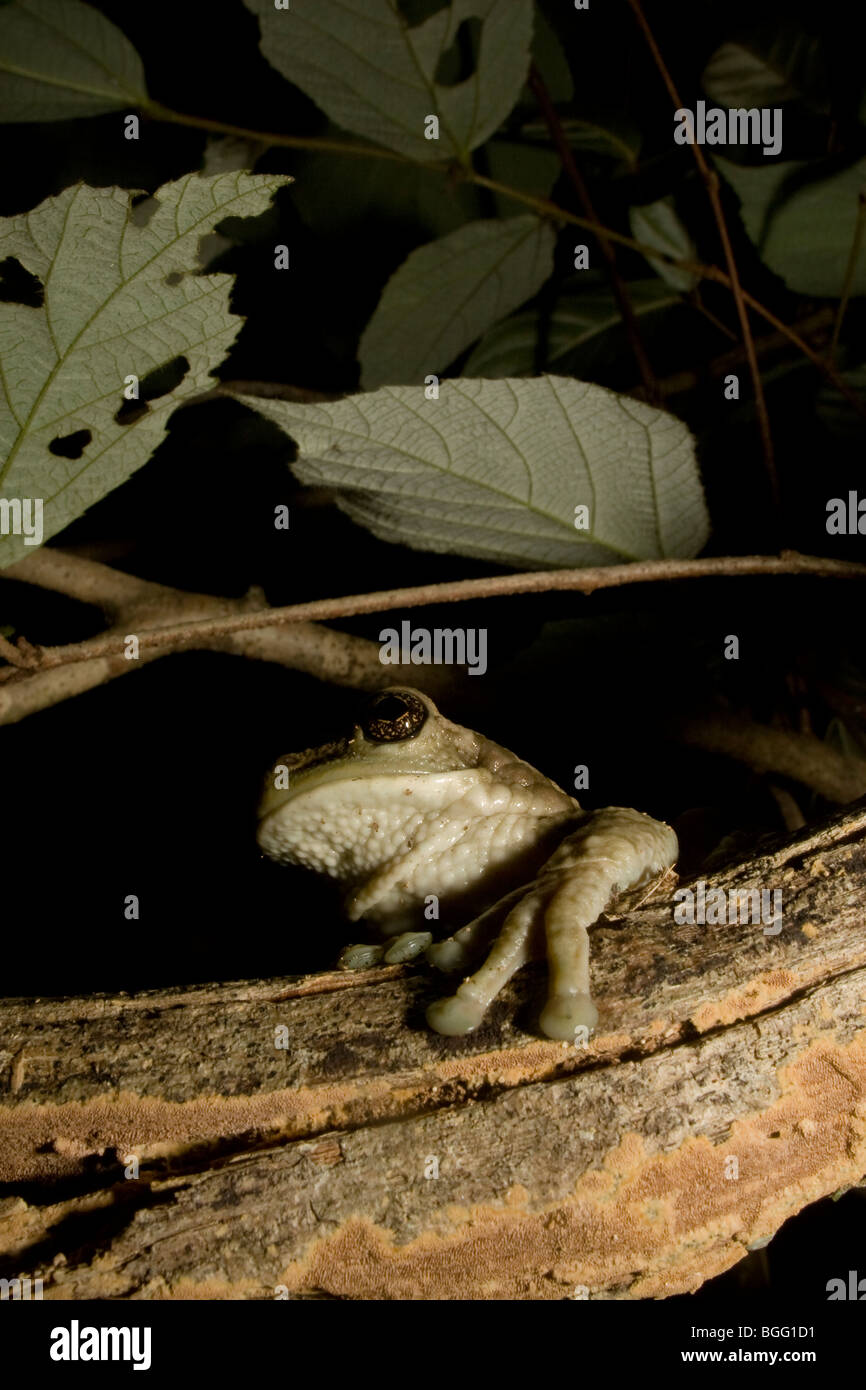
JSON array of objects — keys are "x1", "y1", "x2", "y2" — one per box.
[
  {"x1": 425, "y1": 892, "x2": 544, "y2": 1035},
  {"x1": 338, "y1": 942, "x2": 386, "y2": 971},
  {"x1": 538, "y1": 807, "x2": 677, "y2": 1041},
  {"x1": 425, "y1": 890, "x2": 522, "y2": 974},
  {"x1": 539, "y1": 989, "x2": 598, "y2": 1041},
  {"x1": 426, "y1": 807, "x2": 677, "y2": 1041}
]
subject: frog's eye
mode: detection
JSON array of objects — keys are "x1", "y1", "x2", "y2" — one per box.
[{"x1": 360, "y1": 690, "x2": 428, "y2": 743}]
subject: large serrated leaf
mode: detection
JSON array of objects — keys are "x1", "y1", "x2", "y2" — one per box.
[
  {"x1": 360, "y1": 215, "x2": 556, "y2": 389},
  {"x1": 717, "y1": 155, "x2": 866, "y2": 297},
  {"x1": 244, "y1": 0, "x2": 534, "y2": 163},
  {"x1": 240, "y1": 376, "x2": 709, "y2": 569},
  {"x1": 0, "y1": 172, "x2": 289, "y2": 568},
  {"x1": 0, "y1": 0, "x2": 148, "y2": 122}
]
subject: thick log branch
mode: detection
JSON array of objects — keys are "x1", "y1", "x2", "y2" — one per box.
[{"x1": 1, "y1": 804, "x2": 865, "y2": 1299}]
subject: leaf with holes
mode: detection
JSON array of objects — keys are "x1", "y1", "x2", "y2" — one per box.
[
  {"x1": 0, "y1": 172, "x2": 289, "y2": 568},
  {"x1": 244, "y1": 0, "x2": 534, "y2": 163},
  {"x1": 239, "y1": 375, "x2": 709, "y2": 569},
  {"x1": 0, "y1": 0, "x2": 149, "y2": 122},
  {"x1": 360, "y1": 215, "x2": 556, "y2": 389}
]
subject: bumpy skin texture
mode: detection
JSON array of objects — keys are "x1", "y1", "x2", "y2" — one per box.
[{"x1": 257, "y1": 688, "x2": 677, "y2": 1040}]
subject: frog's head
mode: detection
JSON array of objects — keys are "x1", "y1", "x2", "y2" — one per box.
[{"x1": 256, "y1": 687, "x2": 575, "y2": 887}]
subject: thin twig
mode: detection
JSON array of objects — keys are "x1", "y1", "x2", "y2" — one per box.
[
  {"x1": 141, "y1": 96, "x2": 866, "y2": 424},
  {"x1": 527, "y1": 62, "x2": 659, "y2": 402},
  {"x1": 644, "y1": 308, "x2": 835, "y2": 400},
  {"x1": 468, "y1": 168, "x2": 866, "y2": 424},
  {"x1": 829, "y1": 189, "x2": 866, "y2": 362},
  {"x1": 625, "y1": 0, "x2": 778, "y2": 506},
  {"x1": 144, "y1": 100, "x2": 411, "y2": 164},
  {"x1": 5, "y1": 551, "x2": 866, "y2": 676}
]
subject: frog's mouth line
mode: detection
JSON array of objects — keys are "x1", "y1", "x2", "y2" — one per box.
[
  {"x1": 279, "y1": 739, "x2": 351, "y2": 778},
  {"x1": 256, "y1": 744, "x2": 456, "y2": 827}
]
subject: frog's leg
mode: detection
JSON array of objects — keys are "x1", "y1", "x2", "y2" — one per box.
[
  {"x1": 425, "y1": 807, "x2": 676, "y2": 1039},
  {"x1": 538, "y1": 807, "x2": 677, "y2": 1041},
  {"x1": 425, "y1": 890, "x2": 545, "y2": 1036},
  {"x1": 425, "y1": 884, "x2": 532, "y2": 973},
  {"x1": 344, "y1": 821, "x2": 473, "y2": 922}
]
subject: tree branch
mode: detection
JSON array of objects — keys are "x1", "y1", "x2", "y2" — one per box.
[
  {"x1": 3, "y1": 804, "x2": 866, "y2": 1298},
  {"x1": 5, "y1": 550, "x2": 866, "y2": 810},
  {"x1": 4, "y1": 551, "x2": 865, "y2": 692}
]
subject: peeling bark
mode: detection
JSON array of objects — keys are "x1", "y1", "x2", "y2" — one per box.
[{"x1": 2, "y1": 805, "x2": 866, "y2": 1299}]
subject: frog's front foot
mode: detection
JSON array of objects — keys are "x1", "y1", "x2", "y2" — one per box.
[
  {"x1": 539, "y1": 992, "x2": 598, "y2": 1042},
  {"x1": 425, "y1": 991, "x2": 486, "y2": 1036},
  {"x1": 425, "y1": 937, "x2": 471, "y2": 973},
  {"x1": 338, "y1": 942, "x2": 386, "y2": 971},
  {"x1": 383, "y1": 930, "x2": 433, "y2": 963}
]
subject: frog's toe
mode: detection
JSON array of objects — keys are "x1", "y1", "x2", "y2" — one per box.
[
  {"x1": 426, "y1": 993, "x2": 485, "y2": 1035},
  {"x1": 383, "y1": 930, "x2": 433, "y2": 964},
  {"x1": 338, "y1": 943, "x2": 385, "y2": 971},
  {"x1": 425, "y1": 939, "x2": 470, "y2": 973},
  {"x1": 539, "y1": 992, "x2": 598, "y2": 1042}
]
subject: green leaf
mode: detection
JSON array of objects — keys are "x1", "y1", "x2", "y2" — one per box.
[
  {"x1": 289, "y1": 137, "x2": 477, "y2": 239},
  {"x1": 465, "y1": 279, "x2": 679, "y2": 377},
  {"x1": 359, "y1": 215, "x2": 555, "y2": 389},
  {"x1": 517, "y1": 115, "x2": 641, "y2": 167},
  {"x1": 0, "y1": 0, "x2": 148, "y2": 122},
  {"x1": 629, "y1": 197, "x2": 699, "y2": 293},
  {"x1": 702, "y1": 35, "x2": 829, "y2": 113},
  {"x1": 239, "y1": 375, "x2": 709, "y2": 569},
  {"x1": 527, "y1": 7, "x2": 572, "y2": 105},
  {"x1": 244, "y1": 0, "x2": 534, "y2": 162},
  {"x1": 0, "y1": 172, "x2": 289, "y2": 568},
  {"x1": 482, "y1": 139, "x2": 561, "y2": 219},
  {"x1": 717, "y1": 155, "x2": 866, "y2": 297}
]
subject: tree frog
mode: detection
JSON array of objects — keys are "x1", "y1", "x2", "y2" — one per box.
[{"x1": 257, "y1": 687, "x2": 677, "y2": 1041}]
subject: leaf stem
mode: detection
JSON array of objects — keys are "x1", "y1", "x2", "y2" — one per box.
[
  {"x1": 625, "y1": 0, "x2": 778, "y2": 508},
  {"x1": 828, "y1": 188, "x2": 866, "y2": 363},
  {"x1": 527, "y1": 61, "x2": 660, "y2": 403}
]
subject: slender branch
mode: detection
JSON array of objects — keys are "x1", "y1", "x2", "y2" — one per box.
[
  {"x1": 5, "y1": 550, "x2": 866, "y2": 681},
  {"x1": 829, "y1": 189, "x2": 866, "y2": 362},
  {"x1": 527, "y1": 62, "x2": 659, "y2": 402},
  {"x1": 625, "y1": 0, "x2": 777, "y2": 506},
  {"x1": 6, "y1": 552, "x2": 866, "y2": 805},
  {"x1": 739, "y1": 290, "x2": 866, "y2": 423},
  {"x1": 471, "y1": 168, "x2": 866, "y2": 424},
  {"x1": 0, "y1": 552, "x2": 456, "y2": 725},
  {"x1": 679, "y1": 714, "x2": 866, "y2": 804},
  {"x1": 143, "y1": 99, "x2": 412, "y2": 164},
  {"x1": 644, "y1": 308, "x2": 835, "y2": 400},
  {"x1": 138, "y1": 97, "x2": 866, "y2": 424}
]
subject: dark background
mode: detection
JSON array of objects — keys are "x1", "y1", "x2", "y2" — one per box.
[{"x1": 2, "y1": 0, "x2": 866, "y2": 1300}]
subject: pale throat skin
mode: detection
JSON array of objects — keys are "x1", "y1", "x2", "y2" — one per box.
[{"x1": 257, "y1": 687, "x2": 678, "y2": 1041}]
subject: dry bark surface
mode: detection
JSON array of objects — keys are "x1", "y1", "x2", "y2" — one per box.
[{"x1": 2, "y1": 803, "x2": 866, "y2": 1300}]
